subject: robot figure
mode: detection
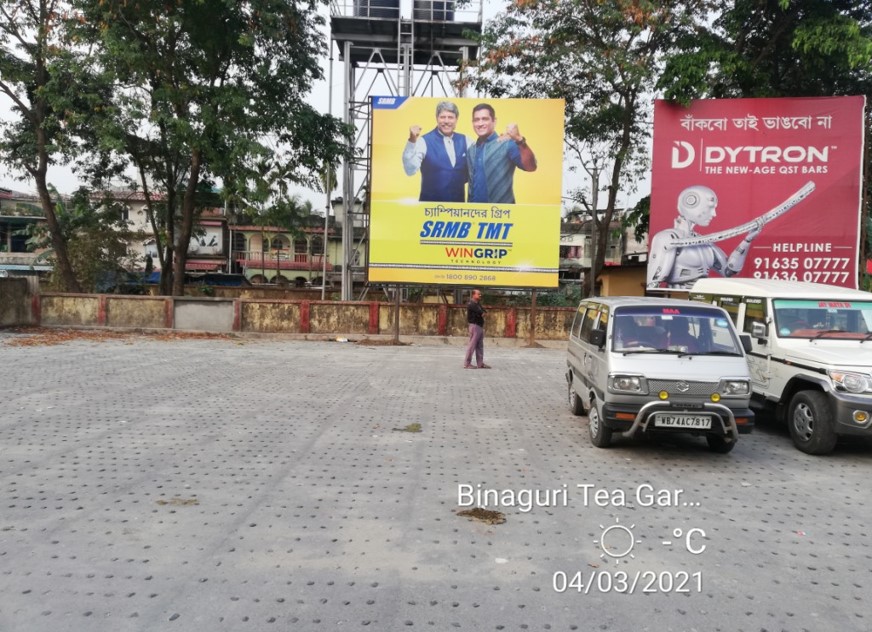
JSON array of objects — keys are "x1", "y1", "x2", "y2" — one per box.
[{"x1": 647, "y1": 185, "x2": 762, "y2": 290}]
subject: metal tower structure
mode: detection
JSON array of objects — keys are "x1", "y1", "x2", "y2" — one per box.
[{"x1": 329, "y1": 0, "x2": 483, "y2": 300}]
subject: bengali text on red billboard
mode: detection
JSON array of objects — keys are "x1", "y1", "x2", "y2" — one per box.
[{"x1": 649, "y1": 96, "x2": 866, "y2": 290}]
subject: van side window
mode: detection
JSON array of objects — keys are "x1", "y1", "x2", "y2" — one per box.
[
  {"x1": 716, "y1": 295, "x2": 741, "y2": 327},
  {"x1": 579, "y1": 305, "x2": 600, "y2": 342},
  {"x1": 743, "y1": 298, "x2": 766, "y2": 334},
  {"x1": 570, "y1": 306, "x2": 587, "y2": 339},
  {"x1": 595, "y1": 308, "x2": 609, "y2": 335}
]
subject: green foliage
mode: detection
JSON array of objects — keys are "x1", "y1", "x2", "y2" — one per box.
[
  {"x1": 537, "y1": 288, "x2": 583, "y2": 307},
  {"x1": 252, "y1": 195, "x2": 315, "y2": 248},
  {"x1": 469, "y1": 0, "x2": 713, "y2": 296},
  {"x1": 622, "y1": 195, "x2": 651, "y2": 242},
  {"x1": 0, "y1": 0, "x2": 103, "y2": 291},
  {"x1": 659, "y1": 0, "x2": 872, "y2": 101},
  {"x1": 405, "y1": 287, "x2": 426, "y2": 303},
  {"x1": 0, "y1": 1, "x2": 80, "y2": 172},
  {"x1": 502, "y1": 287, "x2": 582, "y2": 307},
  {"x1": 230, "y1": 156, "x2": 319, "y2": 233},
  {"x1": 26, "y1": 187, "x2": 145, "y2": 292},
  {"x1": 68, "y1": 0, "x2": 353, "y2": 295}
]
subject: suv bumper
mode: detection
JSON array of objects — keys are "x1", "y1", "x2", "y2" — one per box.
[{"x1": 828, "y1": 391, "x2": 872, "y2": 436}]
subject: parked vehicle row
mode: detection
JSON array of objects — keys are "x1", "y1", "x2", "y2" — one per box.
[{"x1": 566, "y1": 279, "x2": 872, "y2": 455}]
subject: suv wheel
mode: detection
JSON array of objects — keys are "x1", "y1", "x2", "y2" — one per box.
[
  {"x1": 588, "y1": 400, "x2": 612, "y2": 448},
  {"x1": 788, "y1": 391, "x2": 837, "y2": 455},
  {"x1": 568, "y1": 380, "x2": 585, "y2": 416}
]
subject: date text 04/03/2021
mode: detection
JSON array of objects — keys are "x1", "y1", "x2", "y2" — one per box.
[{"x1": 552, "y1": 570, "x2": 704, "y2": 595}]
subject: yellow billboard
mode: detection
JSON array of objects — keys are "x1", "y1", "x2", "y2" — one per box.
[{"x1": 369, "y1": 97, "x2": 565, "y2": 287}]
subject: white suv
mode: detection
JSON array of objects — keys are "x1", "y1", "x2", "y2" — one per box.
[{"x1": 691, "y1": 278, "x2": 872, "y2": 455}]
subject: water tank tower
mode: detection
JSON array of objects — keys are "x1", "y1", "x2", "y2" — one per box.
[{"x1": 329, "y1": 0, "x2": 483, "y2": 299}]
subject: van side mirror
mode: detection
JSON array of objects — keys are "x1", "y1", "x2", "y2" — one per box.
[
  {"x1": 739, "y1": 333, "x2": 753, "y2": 354},
  {"x1": 590, "y1": 329, "x2": 606, "y2": 349},
  {"x1": 751, "y1": 322, "x2": 767, "y2": 341}
]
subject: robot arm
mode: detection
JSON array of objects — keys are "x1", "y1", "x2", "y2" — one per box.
[{"x1": 723, "y1": 222, "x2": 762, "y2": 277}]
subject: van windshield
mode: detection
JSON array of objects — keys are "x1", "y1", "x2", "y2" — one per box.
[
  {"x1": 612, "y1": 307, "x2": 741, "y2": 355},
  {"x1": 773, "y1": 299, "x2": 872, "y2": 339}
]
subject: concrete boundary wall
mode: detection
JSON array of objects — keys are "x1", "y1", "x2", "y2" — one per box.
[{"x1": 31, "y1": 293, "x2": 576, "y2": 339}]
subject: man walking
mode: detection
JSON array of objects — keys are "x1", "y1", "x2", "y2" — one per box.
[
  {"x1": 464, "y1": 289, "x2": 490, "y2": 369},
  {"x1": 402, "y1": 101, "x2": 468, "y2": 202}
]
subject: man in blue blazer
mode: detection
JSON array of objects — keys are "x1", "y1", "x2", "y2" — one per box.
[{"x1": 402, "y1": 101, "x2": 468, "y2": 202}]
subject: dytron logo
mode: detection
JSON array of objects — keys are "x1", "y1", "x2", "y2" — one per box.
[{"x1": 671, "y1": 141, "x2": 831, "y2": 169}]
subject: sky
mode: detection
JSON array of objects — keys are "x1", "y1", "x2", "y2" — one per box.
[{"x1": 0, "y1": 0, "x2": 651, "y2": 212}]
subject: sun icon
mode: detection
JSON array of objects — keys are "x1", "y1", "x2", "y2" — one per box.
[{"x1": 593, "y1": 517, "x2": 638, "y2": 564}]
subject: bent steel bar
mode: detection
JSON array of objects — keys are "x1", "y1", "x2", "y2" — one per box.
[{"x1": 665, "y1": 180, "x2": 816, "y2": 249}]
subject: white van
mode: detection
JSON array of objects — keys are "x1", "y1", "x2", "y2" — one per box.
[
  {"x1": 566, "y1": 297, "x2": 755, "y2": 453},
  {"x1": 690, "y1": 278, "x2": 872, "y2": 455}
]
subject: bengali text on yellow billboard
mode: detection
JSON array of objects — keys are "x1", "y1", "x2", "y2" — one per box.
[{"x1": 369, "y1": 96, "x2": 565, "y2": 287}]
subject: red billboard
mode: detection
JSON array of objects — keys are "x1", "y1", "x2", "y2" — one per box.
[{"x1": 648, "y1": 96, "x2": 866, "y2": 290}]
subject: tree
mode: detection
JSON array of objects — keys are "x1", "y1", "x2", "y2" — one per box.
[
  {"x1": 72, "y1": 0, "x2": 352, "y2": 295},
  {"x1": 659, "y1": 0, "x2": 872, "y2": 102},
  {"x1": 24, "y1": 187, "x2": 145, "y2": 292},
  {"x1": 0, "y1": 0, "x2": 90, "y2": 291},
  {"x1": 623, "y1": 194, "x2": 650, "y2": 243},
  {"x1": 467, "y1": 0, "x2": 715, "y2": 296}
]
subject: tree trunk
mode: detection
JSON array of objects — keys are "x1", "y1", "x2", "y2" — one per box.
[
  {"x1": 34, "y1": 131, "x2": 81, "y2": 293},
  {"x1": 31, "y1": 14, "x2": 81, "y2": 294},
  {"x1": 136, "y1": 163, "x2": 172, "y2": 295},
  {"x1": 171, "y1": 149, "x2": 202, "y2": 296}
]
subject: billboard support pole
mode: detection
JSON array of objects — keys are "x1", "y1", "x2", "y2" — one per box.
[
  {"x1": 525, "y1": 288, "x2": 541, "y2": 348},
  {"x1": 341, "y1": 40, "x2": 353, "y2": 301},
  {"x1": 393, "y1": 283, "x2": 401, "y2": 344},
  {"x1": 323, "y1": 50, "x2": 334, "y2": 302}
]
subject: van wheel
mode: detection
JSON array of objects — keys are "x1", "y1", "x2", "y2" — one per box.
[
  {"x1": 788, "y1": 391, "x2": 837, "y2": 455},
  {"x1": 568, "y1": 380, "x2": 585, "y2": 416},
  {"x1": 706, "y1": 434, "x2": 736, "y2": 454},
  {"x1": 588, "y1": 401, "x2": 612, "y2": 448}
]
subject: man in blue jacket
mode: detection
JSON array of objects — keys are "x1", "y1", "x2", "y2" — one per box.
[
  {"x1": 467, "y1": 103, "x2": 537, "y2": 204},
  {"x1": 402, "y1": 101, "x2": 468, "y2": 202}
]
